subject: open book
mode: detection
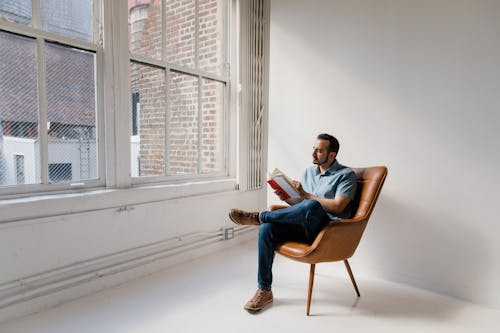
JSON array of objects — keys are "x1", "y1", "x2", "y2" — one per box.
[{"x1": 267, "y1": 168, "x2": 301, "y2": 200}]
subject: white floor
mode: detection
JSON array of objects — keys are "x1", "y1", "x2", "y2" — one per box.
[{"x1": 1, "y1": 239, "x2": 499, "y2": 333}]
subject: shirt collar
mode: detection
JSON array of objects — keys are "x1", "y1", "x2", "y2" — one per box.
[{"x1": 315, "y1": 159, "x2": 341, "y2": 175}]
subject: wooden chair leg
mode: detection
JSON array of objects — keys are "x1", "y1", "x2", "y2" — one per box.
[
  {"x1": 344, "y1": 259, "x2": 360, "y2": 297},
  {"x1": 306, "y1": 264, "x2": 315, "y2": 315}
]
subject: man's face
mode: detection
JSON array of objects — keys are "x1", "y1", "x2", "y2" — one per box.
[{"x1": 312, "y1": 139, "x2": 335, "y2": 166}]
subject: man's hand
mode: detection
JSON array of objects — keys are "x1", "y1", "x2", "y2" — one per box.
[
  {"x1": 273, "y1": 180, "x2": 304, "y2": 205},
  {"x1": 290, "y1": 180, "x2": 309, "y2": 199}
]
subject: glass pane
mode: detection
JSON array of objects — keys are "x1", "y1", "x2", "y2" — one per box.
[
  {"x1": 45, "y1": 43, "x2": 97, "y2": 183},
  {"x1": 40, "y1": 0, "x2": 93, "y2": 41},
  {"x1": 0, "y1": 0, "x2": 32, "y2": 26},
  {"x1": 201, "y1": 79, "x2": 224, "y2": 173},
  {"x1": 198, "y1": 0, "x2": 226, "y2": 75},
  {"x1": 168, "y1": 72, "x2": 198, "y2": 175},
  {"x1": 165, "y1": 0, "x2": 196, "y2": 69},
  {"x1": 0, "y1": 31, "x2": 39, "y2": 186},
  {"x1": 128, "y1": 0, "x2": 162, "y2": 60},
  {"x1": 129, "y1": 62, "x2": 166, "y2": 177}
]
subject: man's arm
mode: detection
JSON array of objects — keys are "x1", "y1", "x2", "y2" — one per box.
[
  {"x1": 290, "y1": 180, "x2": 351, "y2": 215},
  {"x1": 304, "y1": 193, "x2": 351, "y2": 215}
]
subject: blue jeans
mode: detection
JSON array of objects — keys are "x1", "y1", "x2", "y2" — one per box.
[{"x1": 257, "y1": 199, "x2": 330, "y2": 291}]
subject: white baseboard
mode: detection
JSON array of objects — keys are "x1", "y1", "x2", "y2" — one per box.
[{"x1": 0, "y1": 227, "x2": 257, "y2": 323}]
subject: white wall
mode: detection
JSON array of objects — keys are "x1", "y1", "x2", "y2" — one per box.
[
  {"x1": 0, "y1": 131, "x2": 268, "y2": 318},
  {"x1": 269, "y1": 0, "x2": 500, "y2": 308},
  {"x1": 0, "y1": 189, "x2": 263, "y2": 282},
  {"x1": 0, "y1": 181, "x2": 265, "y2": 321}
]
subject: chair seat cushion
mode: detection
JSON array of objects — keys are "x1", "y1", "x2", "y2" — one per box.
[{"x1": 276, "y1": 241, "x2": 315, "y2": 258}]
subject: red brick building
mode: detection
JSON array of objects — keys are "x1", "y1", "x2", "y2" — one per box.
[{"x1": 128, "y1": 0, "x2": 226, "y2": 177}]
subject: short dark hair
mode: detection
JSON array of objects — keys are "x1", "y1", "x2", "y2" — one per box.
[{"x1": 317, "y1": 133, "x2": 339, "y2": 154}]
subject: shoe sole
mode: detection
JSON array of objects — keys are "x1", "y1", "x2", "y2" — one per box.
[
  {"x1": 244, "y1": 298, "x2": 273, "y2": 312},
  {"x1": 228, "y1": 212, "x2": 260, "y2": 226},
  {"x1": 228, "y1": 212, "x2": 242, "y2": 225},
  {"x1": 229, "y1": 212, "x2": 262, "y2": 226}
]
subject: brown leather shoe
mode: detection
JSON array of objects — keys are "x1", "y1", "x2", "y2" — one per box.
[
  {"x1": 244, "y1": 289, "x2": 273, "y2": 312},
  {"x1": 228, "y1": 209, "x2": 261, "y2": 226}
]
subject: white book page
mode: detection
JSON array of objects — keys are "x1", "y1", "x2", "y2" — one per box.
[{"x1": 273, "y1": 176, "x2": 301, "y2": 199}]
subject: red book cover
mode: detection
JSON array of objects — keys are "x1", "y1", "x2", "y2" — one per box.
[
  {"x1": 267, "y1": 168, "x2": 300, "y2": 200},
  {"x1": 267, "y1": 178, "x2": 291, "y2": 200}
]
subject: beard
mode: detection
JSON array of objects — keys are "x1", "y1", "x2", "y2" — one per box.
[{"x1": 313, "y1": 156, "x2": 328, "y2": 165}]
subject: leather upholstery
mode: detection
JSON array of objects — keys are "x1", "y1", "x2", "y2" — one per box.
[{"x1": 274, "y1": 166, "x2": 388, "y2": 264}]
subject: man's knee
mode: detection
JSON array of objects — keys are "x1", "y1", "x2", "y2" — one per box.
[{"x1": 258, "y1": 223, "x2": 273, "y2": 240}]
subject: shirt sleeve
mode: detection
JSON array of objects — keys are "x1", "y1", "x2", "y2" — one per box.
[{"x1": 335, "y1": 170, "x2": 357, "y2": 200}]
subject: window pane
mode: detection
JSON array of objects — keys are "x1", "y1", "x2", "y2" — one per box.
[
  {"x1": 198, "y1": 0, "x2": 226, "y2": 75},
  {"x1": 168, "y1": 72, "x2": 198, "y2": 175},
  {"x1": 130, "y1": 62, "x2": 166, "y2": 177},
  {"x1": 0, "y1": 0, "x2": 32, "y2": 26},
  {"x1": 165, "y1": 0, "x2": 196, "y2": 69},
  {"x1": 0, "y1": 31, "x2": 39, "y2": 186},
  {"x1": 201, "y1": 79, "x2": 224, "y2": 174},
  {"x1": 15, "y1": 154, "x2": 25, "y2": 184},
  {"x1": 128, "y1": 0, "x2": 162, "y2": 60},
  {"x1": 41, "y1": 0, "x2": 93, "y2": 41},
  {"x1": 45, "y1": 43, "x2": 97, "y2": 183}
]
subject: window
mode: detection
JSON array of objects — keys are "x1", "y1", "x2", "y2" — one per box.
[
  {"x1": 0, "y1": 0, "x2": 102, "y2": 195},
  {"x1": 48, "y1": 163, "x2": 72, "y2": 182},
  {"x1": 128, "y1": 0, "x2": 229, "y2": 180},
  {"x1": 0, "y1": 0, "x2": 31, "y2": 26},
  {"x1": 131, "y1": 92, "x2": 140, "y2": 137},
  {"x1": 14, "y1": 154, "x2": 25, "y2": 184},
  {"x1": 0, "y1": 0, "x2": 237, "y2": 198}
]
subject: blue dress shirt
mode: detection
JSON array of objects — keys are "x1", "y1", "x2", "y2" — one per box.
[{"x1": 300, "y1": 160, "x2": 357, "y2": 220}]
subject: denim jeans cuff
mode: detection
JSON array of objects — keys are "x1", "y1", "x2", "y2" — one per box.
[{"x1": 258, "y1": 284, "x2": 272, "y2": 291}]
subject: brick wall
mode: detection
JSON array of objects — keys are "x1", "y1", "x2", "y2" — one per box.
[{"x1": 129, "y1": 0, "x2": 224, "y2": 176}]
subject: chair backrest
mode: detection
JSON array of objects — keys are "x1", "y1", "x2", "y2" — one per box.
[
  {"x1": 352, "y1": 166, "x2": 388, "y2": 220},
  {"x1": 309, "y1": 165, "x2": 387, "y2": 262}
]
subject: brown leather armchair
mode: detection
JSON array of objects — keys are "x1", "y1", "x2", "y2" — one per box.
[{"x1": 271, "y1": 166, "x2": 388, "y2": 315}]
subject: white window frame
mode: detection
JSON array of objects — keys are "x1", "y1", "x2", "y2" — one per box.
[
  {"x1": 128, "y1": 0, "x2": 233, "y2": 186},
  {"x1": 0, "y1": 0, "x2": 105, "y2": 197}
]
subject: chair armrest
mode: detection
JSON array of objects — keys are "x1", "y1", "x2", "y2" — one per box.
[
  {"x1": 268, "y1": 204, "x2": 289, "y2": 211},
  {"x1": 330, "y1": 216, "x2": 366, "y2": 224}
]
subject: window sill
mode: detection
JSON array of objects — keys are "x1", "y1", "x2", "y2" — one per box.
[{"x1": 0, "y1": 178, "x2": 238, "y2": 225}]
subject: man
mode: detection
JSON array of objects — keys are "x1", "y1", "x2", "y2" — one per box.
[{"x1": 229, "y1": 133, "x2": 357, "y2": 312}]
